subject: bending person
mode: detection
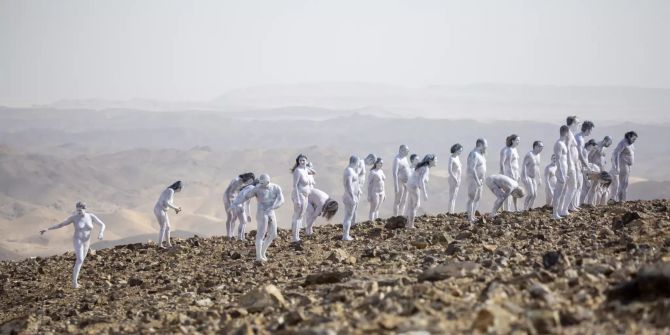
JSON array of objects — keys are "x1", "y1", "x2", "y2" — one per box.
[
  {"x1": 405, "y1": 154, "x2": 436, "y2": 228},
  {"x1": 223, "y1": 173, "x2": 255, "y2": 239},
  {"x1": 521, "y1": 141, "x2": 544, "y2": 210},
  {"x1": 155, "y1": 181, "x2": 182, "y2": 248},
  {"x1": 448, "y1": 143, "x2": 463, "y2": 213},
  {"x1": 367, "y1": 158, "x2": 386, "y2": 220},
  {"x1": 304, "y1": 188, "x2": 339, "y2": 236},
  {"x1": 40, "y1": 202, "x2": 105, "y2": 289},
  {"x1": 239, "y1": 174, "x2": 284, "y2": 261},
  {"x1": 486, "y1": 174, "x2": 525, "y2": 217},
  {"x1": 231, "y1": 180, "x2": 258, "y2": 241},
  {"x1": 466, "y1": 138, "x2": 488, "y2": 223}
]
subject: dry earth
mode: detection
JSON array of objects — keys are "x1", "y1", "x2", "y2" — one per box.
[{"x1": 2, "y1": 200, "x2": 670, "y2": 334}]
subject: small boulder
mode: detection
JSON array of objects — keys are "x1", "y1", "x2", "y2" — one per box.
[
  {"x1": 238, "y1": 284, "x2": 287, "y2": 313},
  {"x1": 418, "y1": 262, "x2": 480, "y2": 282}
]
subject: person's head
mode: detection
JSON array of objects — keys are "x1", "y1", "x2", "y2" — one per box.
[
  {"x1": 511, "y1": 187, "x2": 525, "y2": 199},
  {"x1": 506, "y1": 134, "x2": 520, "y2": 147},
  {"x1": 349, "y1": 155, "x2": 360, "y2": 167},
  {"x1": 250, "y1": 178, "x2": 260, "y2": 187},
  {"x1": 239, "y1": 172, "x2": 255, "y2": 184},
  {"x1": 409, "y1": 154, "x2": 419, "y2": 166},
  {"x1": 373, "y1": 158, "x2": 383, "y2": 170},
  {"x1": 625, "y1": 131, "x2": 638, "y2": 145},
  {"x1": 321, "y1": 199, "x2": 339, "y2": 220},
  {"x1": 584, "y1": 139, "x2": 597, "y2": 151},
  {"x1": 291, "y1": 154, "x2": 308, "y2": 172},
  {"x1": 364, "y1": 154, "x2": 377, "y2": 166},
  {"x1": 566, "y1": 116, "x2": 580, "y2": 128},
  {"x1": 602, "y1": 136, "x2": 613, "y2": 147},
  {"x1": 450, "y1": 143, "x2": 463, "y2": 156},
  {"x1": 75, "y1": 201, "x2": 87, "y2": 215},
  {"x1": 476, "y1": 138, "x2": 488, "y2": 154},
  {"x1": 599, "y1": 171, "x2": 612, "y2": 187},
  {"x1": 559, "y1": 125, "x2": 569, "y2": 138},
  {"x1": 532, "y1": 141, "x2": 544, "y2": 154},
  {"x1": 399, "y1": 145, "x2": 409, "y2": 156},
  {"x1": 551, "y1": 154, "x2": 557, "y2": 163},
  {"x1": 581, "y1": 121, "x2": 594, "y2": 135},
  {"x1": 258, "y1": 174, "x2": 271, "y2": 187},
  {"x1": 416, "y1": 154, "x2": 436, "y2": 169},
  {"x1": 169, "y1": 180, "x2": 183, "y2": 192}
]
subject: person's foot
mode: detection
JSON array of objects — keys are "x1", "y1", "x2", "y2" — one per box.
[
  {"x1": 342, "y1": 236, "x2": 354, "y2": 241},
  {"x1": 558, "y1": 211, "x2": 569, "y2": 217},
  {"x1": 72, "y1": 283, "x2": 80, "y2": 289},
  {"x1": 158, "y1": 244, "x2": 167, "y2": 249},
  {"x1": 552, "y1": 213, "x2": 563, "y2": 220}
]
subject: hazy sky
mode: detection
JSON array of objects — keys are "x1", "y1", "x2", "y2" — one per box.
[{"x1": 1, "y1": 0, "x2": 669, "y2": 105}]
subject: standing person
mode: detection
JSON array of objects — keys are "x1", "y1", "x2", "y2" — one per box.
[
  {"x1": 154, "y1": 181, "x2": 182, "y2": 248},
  {"x1": 392, "y1": 145, "x2": 411, "y2": 216},
  {"x1": 40, "y1": 202, "x2": 105, "y2": 288},
  {"x1": 367, "y1": 158, "x2": 386, "y2": 220},
  {"x1": 304, "y1": 188, "x2": 339, "y2": 236},
  {"x1": 223, "y1": 173, "x2": 255, "y2": 239},
  {"x1": 544, "y1": 154, "x2": 558, "y2": 207},
  {"x1": 521, "y1": 141, "x2": 544, "y2": 210},
  {"x1": 611, "y1": 131, "x2": 638, "y2": 202},
  {"x1": 486, "y1": 174, "x2": 525, "y2": 216},
  {"x1": 561, "y1": 116, "x2": 588, "y2": 214},
  {"x1": 290, "y1": 154, "x2": 313, "y2": 242},
  {"x1": 574, "y1": 121, "x2": 594, "y2": 206},
  {"x1": 448, "y1": 143, "x2": 463, "y2": 213},
  {"x1": 238, "y1": 174, "x2": 284, "y2": 262},
  {"x1": 342, "y1": 156, "x2": 361, "y2": 240},
  {"x1": 466, "y1": 139, "x2": 488, "y2": 223},
  {"x1": 501, "y1": 134, "x2": 521, "y2": 211},
  {"x1": 405, "y1": 154, "x2": 436, "y2": 228},
  {"x1": 552, "y1": 126, "x2": 570, "y2": 219},
  {"x1": 231, "y1": 180, "x2": 258, "y2": 241}
]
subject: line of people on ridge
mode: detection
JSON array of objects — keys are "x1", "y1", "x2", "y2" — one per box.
[{"x1": 40, "y1": 115, "x2": 637, "y2": 288}]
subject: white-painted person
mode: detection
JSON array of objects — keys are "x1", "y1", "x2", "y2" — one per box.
[
  {"x1": 409, "y1": 154, "x2": 420, "y2": 170},
  {"x1": 40, "y1": 202, "x2": 105, "y2": 289},
  {"x1": 574, "y1": 121, "x2": 594, "y2": 206},
  {"x1": 238, "y1": 174, "x2": 284, "y2": 262},
  {"x1": 342, "y1": 155, "x2": 361, "y2": 240},
  {"x1": 466, "y1": 138, "x2": 488, "y2": 223},
  {"x1": 486, "y1": 174, "x2": 525, "y2": 217},
  {"x1": 290, "y1": 154, "x2": 313, "y2": 242},
  {"x1": 544, "y1": 154, "x2": 558, "y2": 207},
  {"x1": 392, "y1": 145, "x2": 411, "y2": 216},
  {"x1": 367, "y1": 158, "x2": 386, "y2": 220},
  {"x1": 301, "y1": 161, "x2": 317, "y2": 230},
  {"x1": 521, "y1": 141, "x2": 544, "y2": 210},
  {"x1": 588, "y1": 136, "x2": 612, "y2": 171},
  {"x1": 552, "y1": 126, "x2": 570, "y2": 219},
  {"x1": 580, "y1": 139, "x2": 598, "y2": 204},
  {"x1": 611, "y1": 131, "x2": 638, "y2": 202},
  {"x1": 561, "y1": 116, "x2": 588, "y2": 214},
  {"x1": 501, "y1": 134, "x2": 521, "y2": 211},
  {"x1": 448, "y1": 143, "x2": 463, "y2": 213},
  {"x1": 304, "y1": 188, "x2": 339, "y2": 236},
  {"x1": 154, "y1": 181, "x2": 183, "y2": 248},
  {"x1": 223, "y1": 173, "x2": 255, "y2": 239},
  {"x1": 585, "y1": 170, "x2": 613, "y2": 206},
  {"x1": 231, "y1": 180, "x2": 258, "y2": 241},
  {"x1": 405, "y1": 154, "x2": 436, "y2": 228}
]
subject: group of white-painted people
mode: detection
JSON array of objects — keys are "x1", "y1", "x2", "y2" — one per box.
[{"x1": 40, "y1": 115, "x2": 637, "y2": 288}]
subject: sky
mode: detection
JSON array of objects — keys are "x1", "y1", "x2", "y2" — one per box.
[{"x1": 1, "y1": 0, "x2": 669, "y2": 105}]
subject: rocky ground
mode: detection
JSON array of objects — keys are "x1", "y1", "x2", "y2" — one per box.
[{"x1": 2, "y1": 199, "x2": 670, "y2": 334}]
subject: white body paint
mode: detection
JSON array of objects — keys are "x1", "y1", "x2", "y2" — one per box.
[
  {"x1": 405, "y1": 165, "x2": 431, "y2": 228},
  {"x1": 544, "y1": 160, "x2": 558, "y2": 207},
  {"x1": 240, "y1": 178, "x2": 284, "y2": 261},
  {"x1": 223, "y1": 177, "x2": 248, "y2": 239},
  {"x1": 155, "y1": 188, "x2": 180, "y2": 247},
  {"x1": 574, "y1": 132, "x2": 589, "y2": 206},
  {"x1": 448, "y1": 154, "x2": 462, "y2": 213},
  {"x1": 486, "y1": 174, "x2": 520, "y2": 216},
  {"x1": 612, "y1": 138, "x2": 635, "y2": 202},
  {"x1": 552, "y1": 136, "x2": 570, "y2": 218},
  {"x1": 367, "y1": 168, "x2": 386, "y2": 220},
  {"x1": 392, "y1": 147, "x2": 411, "y2": 216},
  {"x1": 561, "y1": 127, "x2": 580, "y2": 214},
  {"x1": 304, "y1": 188, "x2": 331, "y2": 235},
  {"x1": 42, "y1": 210, "x2": 105, "y2": 288},
  {"x1": 501, "y1": 145, "x2": 520, "y2": 211},
  {"x1": 342, "y1": 162, "x2": 360, "y2": 240},
  {"x1": 291, "y1": 166, "x2": 312, "y2": 242},
  {"x1": 231, "y1": 184, "x2": 255, "y2": 240},
  {"x1": 521, "y1": 150, "x2": 542, "y2": 210},
  {"x1": 466, "y1": 147, "x2": 487, "y2": 222}
]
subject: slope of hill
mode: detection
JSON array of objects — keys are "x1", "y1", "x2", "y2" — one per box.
[{"x1": 2, "y1": 200, "x2": 670, "y2": 333}]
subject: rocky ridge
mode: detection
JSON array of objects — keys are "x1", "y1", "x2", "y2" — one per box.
[{"x1": 2, "y1": 200, "x2": 670, "y2": 334}]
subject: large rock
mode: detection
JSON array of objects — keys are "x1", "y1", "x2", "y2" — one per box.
[
  {"x1": 327, "y1": 249, "x2": 349, "y2": 263},
  {"x1": 238, "y1": 284, "x2": 287, "y2": 313},
  {"x1": 607, "y1": 261, "x2": 670, "y2": 302},
  {"x1": 384, "y1": 216, "x2": 407, "y2": 229},
  {"x1": 418, "y1": 262, "x2": 480, "y2": 282},
  {"x1": 471, "y1": 305, "x2": 515, "y2": 333},
  {"x1": 304, "y1": 271, "x2": 354, "y2": 286}
]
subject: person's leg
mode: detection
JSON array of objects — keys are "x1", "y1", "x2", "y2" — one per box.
[
  {"x1": 290, "y1": 193, "x2": 307, "y2": 242},
  {"x1": 155, "y1": 208, "x2": 166, "y2": 247},
  {"x1": 405, "y1": 187, "x2": 419, "y2": 228},
  {"x1": 164, "y1": 213, "x2": 172, "y2": 247},
  {"x1": 553, "y1": 173, "x2": 567, "y2": 219},
  {"x1": 398, "y1": 184, "x2": 408, "y2": 216},
  {"x1": 305, "y1": 204, "x2": 318, "y2": 236},
  {"x1": 369, "y1": 193, "x2": 379, "y2": 220},
  {"x1": 619, "y1": 168, "x2": 630, "y2": 202},
  {"x1": 225, "y1": 201, "x2": 234, "y2": 239},
  {"x1": 236, "y1": 207, "x2": 247, "y2": 240},
  {"x1": 72, "y1": 237, "x2": 89, "y2": 288},
  {"x1": 574, "y1": 169, "x2": 583, "y2": 208},
  {"x1": 255, "y1": 213, "x2": 267, "y2": 261},
  {"x1": 261, "y1": 212, "x2": 277, "y2": 260},
  {"x1": 342, "y1": 199, "x2": 354, "y2": 240},
  {"x1": 562, "y1": 169, "x2": 578, "y2": 214},
  {"x1": 545, "y1": 182, "x2": 554, "y2": 207},
  {"x1": 490, "y1": 185, "x2": 506, "y2": 216},
  {"x1": 467, "y1": 179, "x2": 477, "y2": 222}
]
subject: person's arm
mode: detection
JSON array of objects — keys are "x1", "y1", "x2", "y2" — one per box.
[
  {"x1": 272, "y1": 186, "x2": 284, "y2": 210},
  {"x1": 90, "y1": 214, "x2": 106, "y2": 240},
  {"x1": 392, "y1": 158, "x2": 400, "y2": 193},
  {"x1": 448, "y1": 159, "x2": 458, "y2": 184},
  {"x1": 345, "y1": 172, "x2": 355, "y2": 200},
  {"x1": 41, "y1": 216, "x2": 74, "y2": 234},
  {"x1": 612, "y1": 142, "x2": 623, "y2": 172},
  {"x1": 628, "y1": 146, "x2": 635, "y2": 166},
  {"x1": 367, "y1": 173, "x2": 374, "y2": 202},
  {"x1": 502, "y1": 149, "x2": 511, "y2": 176},
  {"x1": 420, "y1": 168, "x2": 429, "y2": 200},
  {"x1": 164, "y1": 189, "x2": 181, "y2": 213},
  {"x1": 469, "y1": 153, "x2": 482, "y2": 186}
]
